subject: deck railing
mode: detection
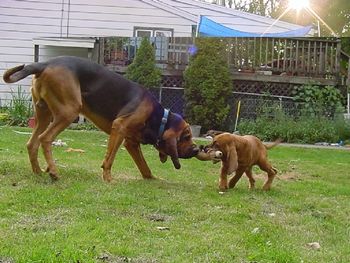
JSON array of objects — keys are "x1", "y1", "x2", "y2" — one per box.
[{"x1": 102, "y1": 37, "x2": 342, "y2": 79}]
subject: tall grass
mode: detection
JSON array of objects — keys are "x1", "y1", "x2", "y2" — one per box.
[{"x1": 7, "y1": 86, "x2": 33, "y2": 126}]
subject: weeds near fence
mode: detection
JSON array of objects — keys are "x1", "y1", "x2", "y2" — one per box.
[
  {"x1": 7, "y1": 86, "x2": 33, "y2": 126},
  {"x1": 238, "y1": 102, "x2": 350, "y2": 144}
]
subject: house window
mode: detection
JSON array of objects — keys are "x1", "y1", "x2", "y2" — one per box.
[
  {"x1": 134, "y1": 27, "x2": 173, "y2": 37},
  {"x1": 132, "y1": 27, "x2": 173, "y2": 62},
  {"x1": 135, "y1": 29, "x2": 152, "y2": 38},
  {"x1": 155, "y1": 30, "x2": 172, "y2": 37}
]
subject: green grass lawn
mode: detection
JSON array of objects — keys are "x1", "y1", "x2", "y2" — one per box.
[{"x1": 0, "y1": 126, "x2": 349, "y2": 263}]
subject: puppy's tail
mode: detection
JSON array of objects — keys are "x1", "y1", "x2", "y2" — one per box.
[
  {"x1": 3, "y1": 63, "x2": 46, "y2": 83},
  {"x1": 264, "y1": 138, "x2": 282, "y2": 150}
]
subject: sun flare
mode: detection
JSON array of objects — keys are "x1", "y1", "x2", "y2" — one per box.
[{"x1": 288, "y1": 0, "x2": 310, "y2": 11}]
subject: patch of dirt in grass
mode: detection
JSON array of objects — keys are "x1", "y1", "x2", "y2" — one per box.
[
  {"x1": 111, "y1": 172, "x2": 140, "y2": 181},
  {"x1": 144, "y1": 213, "x2": 172, "y2": 222},
  {"x1": 278, "y1": 172, "x2": 303, "y2": 181},
  {"x1": 97, "y1": 253, "x2": 158, "y2": 263},
  {"x1": 0, "y1": 257, "x2": 15, "y2": 263},
  {"x1": 12, "y1": 208, "x2": 72, "y2": 231},
  {"x1": 253, "y1": 171, "x2": 302, "y2": 181}
]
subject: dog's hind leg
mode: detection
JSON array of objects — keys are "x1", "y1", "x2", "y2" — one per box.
[
  {"x1": 101, "y1": 117, "x2": 127, "y2": 182},
  {"x1": 245, "y1": 167, "x2": 255, "y2": 189},
  {"x1": 39, "y1": 112, "x2": 79, "y2": 180},
  {"x1": 259, "y1": 161, "x2": 277, "y2": 191},
  {"x1": 26, "y1": 99, "x2": 52, "y2": 174}
]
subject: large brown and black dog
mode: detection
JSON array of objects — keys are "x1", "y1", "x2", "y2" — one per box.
[
  {"x1": 3, "y1": 56, "x2": 199, "y2": 181},
  {"x1": 197, "y1": 133, "x2": 280, "y2": 191}
]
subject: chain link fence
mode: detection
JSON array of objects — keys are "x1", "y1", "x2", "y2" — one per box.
[{"x1": 150, "y1": 87, "x2": 298, "y2": 130}]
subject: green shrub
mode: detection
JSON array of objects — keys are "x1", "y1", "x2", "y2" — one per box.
[
  {"x1": 184, "y1": 38, "x2": 232, "y2": 131},
  {"x1": 238, "y1": 103, "x2": 349, "y2": 144},
  {"x1": 7, "y1": 86, "x2": 33, "y2": 126},
  {"x1": 0, "y1": 112, "x2": 9, "y2": 125},
  {"x1": 69, "y1": 120, "x2": 98, "y2": 131},
  {"x1": 292, "y1": 85, "x2": 345, "y2": 117},
  {"x1": 125, "y1": 37, "x2": 161, "y2": 88}
]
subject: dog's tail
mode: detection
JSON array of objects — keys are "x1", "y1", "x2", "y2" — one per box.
[
  {"x1": 264, "y1": 138, "x2": 282, "y2": 150},
  {"x1": 3, "y1": 63, "x2": 46, "y2": 83}
]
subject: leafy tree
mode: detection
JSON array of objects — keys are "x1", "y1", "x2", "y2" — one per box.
[
  {"x1": 125, "y1": 38, "x2": 161, "y2": 88},
  {"x1": 184, "y1": 38, "x2": 232, "y2": 131}
]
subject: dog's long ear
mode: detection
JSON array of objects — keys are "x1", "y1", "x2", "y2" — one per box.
[
  {"x1": 223, "y1": 143, "x2": 238, "y2": 175},
  {"x1": 162, "y1": 130, "x2": 181, "y2": 169},
  {"x1": 166, "y1": 137, "x2": 181, "y2": 169}
]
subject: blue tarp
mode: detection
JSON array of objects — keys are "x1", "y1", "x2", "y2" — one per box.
[{"x1": 198, "y1": 16, "x2": 312, "y2": 37}]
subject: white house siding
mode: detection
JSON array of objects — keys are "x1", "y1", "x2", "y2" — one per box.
[
  {"x1": 0, "y1": 0, "x2": 63, "y2": 103},
  {"x1": 0, "y1": 0, "x2": 195, "y2": 104},
  {"x1": 65, "y1": 0, "x2": 194, "y2": 37}
]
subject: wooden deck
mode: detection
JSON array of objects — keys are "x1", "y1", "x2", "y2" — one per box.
[{"x1": 100, "y1": 37, "x2": 347, "y2": 87}]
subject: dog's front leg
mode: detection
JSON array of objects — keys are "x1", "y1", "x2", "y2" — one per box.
[
  {"x1": 124, "y1": 139, "x2": 154, "y2": 179},
  {"x1": 219, "y1": 166, "x2": 228, "y2": 191},
  {"x1": 101, "y1": 118, "x2": 125, "y2": 182},
  {"x1": 228, "y1": 167, "x2": 245, "y2": 189}
]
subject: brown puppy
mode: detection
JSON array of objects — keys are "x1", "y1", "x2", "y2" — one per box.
[
  {"x1": 3, "y1": 56, "x2": 199, "y2": 181},
  {"x1": 197, "y1": 133, "x2": 280, "y2": 191}
]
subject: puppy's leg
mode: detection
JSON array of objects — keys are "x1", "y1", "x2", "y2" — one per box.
[
  {"x1": 228, "y1": 167, "x2": 245, "y2": 189},
  {"x1": 26, "y1": 99, "x2": 52, "y2": 174},
  {"x1": 219, "y1": 166, "x2": 229, "y2": 191},
  {"x1": 124, "y1": 139, "x2": 154, "y2": 179},
  {"x1": 101, "y1": 117, "x2": 126, "y2": 182},
  {"x1": 259, "y1": 161, "x2": 277, "y2": 191},
  {"x1": 245, "y1": 167, "x2": 255, "y2": 189}
]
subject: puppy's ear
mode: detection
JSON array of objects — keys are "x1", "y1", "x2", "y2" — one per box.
[{"x1": 223, "y1": 143, "x2": 238, "y2": 175}]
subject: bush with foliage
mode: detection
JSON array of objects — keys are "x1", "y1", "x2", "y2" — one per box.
[
  {"x1": 183, "y1": 38, "x2": 232, "y2": 131},
  {"x1": 68, "y1": 120, "x2": 98, "y2": 131},
  {"x1": 0, "y1": 112, "x2": 9, "y2": 125},
  {"x1": 125, "y1": 38, "x2": 161, "y2": 88},
  {"x1": 7, "y1": 86, "x2": 33, "y2": 126},
  {"x1": 238, "y1": 102, "x2": 350, "y2": 144},
  {"x1": 292, "y1": 85, "x2": 344, "y2": 117}
]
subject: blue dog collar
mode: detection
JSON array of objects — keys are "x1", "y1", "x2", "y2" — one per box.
[{"x1": 158, "y1": 109, "x2": 169, "y2": 138}]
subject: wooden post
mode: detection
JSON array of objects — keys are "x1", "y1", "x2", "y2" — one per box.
[
  {"x1": 319, "y1": 41, "x2": 323, "y2": 75},
  {"x1": 307, "y1": 41, "x2": 311, "y2": 75},
  {"x1": 295, "y1": 40, "x2": 299, "y2": 75},
  {"x1": 271, "y1": 38, "x2": 275, "y2": 71},
  {"x1": 313, "y1": 41, "x2": 317, "y2": 75},
  {"x1": 253, "y1": 37, "x2": 256, "y2": 69},
  {"x1": 277, "y1": 39, "x2": 281, "y2": 72},
  {"x1": 283, "y1": 39, "x2": 287, "y2": 72},
  {"x1": 335, "y1": 39, "x2": 341, "y2": 81},
  {"x1": 34, "y1": 44, "x2": 39, "y2": 62},
  {"x1": 301, "y1": 40, "x2": 305, "y2": 74}
]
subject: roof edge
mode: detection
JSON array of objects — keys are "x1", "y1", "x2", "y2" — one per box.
[{"x1": 140, "y1": 0, "x2": 197, "y2": 23}]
